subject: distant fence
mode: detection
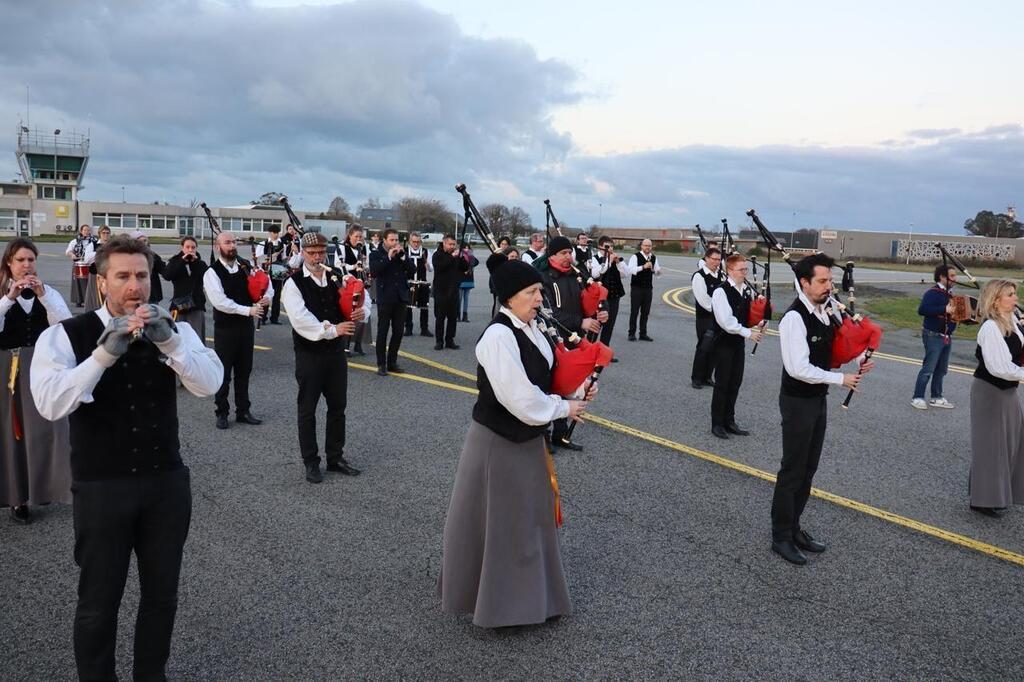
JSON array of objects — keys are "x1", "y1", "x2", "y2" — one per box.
[{"x1": 895, "y1": 239, "x2": 1016, "y2": 263}]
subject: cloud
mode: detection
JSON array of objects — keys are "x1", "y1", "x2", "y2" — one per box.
[{"x1": 0, "y1": 1, "x2": 1019, "y2": 233}]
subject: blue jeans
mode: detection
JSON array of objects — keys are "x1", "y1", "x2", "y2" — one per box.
[
  {"x1": 913, "y1": 329, "x2": 951, "y2": 399},
  {"x1": 460, "y1": 288, "x2": 471, "y2": 316}
]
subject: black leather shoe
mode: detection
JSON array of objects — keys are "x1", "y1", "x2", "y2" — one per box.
[
  {"x1": 639, "y1": 335, "x2": 654, "y2": 342},
  {"x1": 446, "y1": 343, "x2": 460, "y2": 350},
  {"x1": 326, "y1": 461, "x2": 361, "y2": 476},
  {"x1": 691, "y1": 380, "x2": 704, "y2": 389},
  {"x1": 970, "y1": 505, "x2": 1006, "y2": 518},
  {"x1": 703, "y1": 379, "x2": 716, "y2": 387},
  {"x1": 771, "y1": 539, "x2": 807, "y2": 565},
  {"x1": 552, "y1": 437, "x2": 583, "y2": 452},
  {"x1": 216, "y1": 416, "x2": 230, "y2": 430},
  {"x1": 404, "y1": 327, "x2": 413, "y2": 335},
  {"x1": 433, "y1": 343, "x2": 444, "y2": 350},
  {"x1": 10, "y1": 505, "x2": 31, "y2": 525},
  {"x1": 236, "y1": 412, "x2": 262, "y2": 425},
  {"x1": 725, "y1": 423, "x2": 749, "y2": 436},
  {"x1": 305, "y1": 463, "x2": 323, "y2": 484},
  {"x1": 711, "y1": 426, "x2": 730, "y2": 439},
  {"x1": 387, "y1": 365, "x2": 405, "y2": 374},
  {"x1": 352, "y1": 347, "x2": 366, "y2": 357},
  {"x1": 377, "y1": 366, "x2": 387, "y2": 376},
  {"x1": 628, "y1": 335, "x2": 637, "y2": 342},
  {"x1": 794, "y1": 529, "x2": 827, "y2": 553},
  {"x1": 270, "y1": 320, "x2": 282, "y2": 325},
  {"x1": 421, "y1": 329, "x2": 432, "y2": 337},
  {"x1": 611, "y1": 358, "x2": 619, "y2": 363}
]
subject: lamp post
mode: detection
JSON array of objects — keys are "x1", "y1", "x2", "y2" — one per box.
[
  {"x1": 53, "y1": 128, "x2": 60, "y2": 185},
  {"x1": 598, "y1": 202, "x2": 603, "y2": 228},
  {"x1": 906, "y1": 221, "x2": 914, "y2": 265}
]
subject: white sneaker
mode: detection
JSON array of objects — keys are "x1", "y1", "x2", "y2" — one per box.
[
  {"x1": 911, "y1": 398, "x2": 928, "y2": 410},
  {"x1": 929, "y1": 398, "x2": 955, "y2": 409}
]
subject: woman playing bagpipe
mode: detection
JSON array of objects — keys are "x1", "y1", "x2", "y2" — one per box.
[
  {"x1": 439, "y1": 258, "x2": 598, "y2": 628},
  {"x1": 967, "y1": 279, "x2": 1024, "y2": 518},
  {"x1": 0, "y1": 238, "x2": 73, "y2": 524}
]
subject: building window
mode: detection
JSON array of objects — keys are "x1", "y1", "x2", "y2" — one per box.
[
  {"x1": 123, "y1": 215, "x2": 137, "y2": 229},
  {"x1": 242, "y1": 218, "x2": 253, "y2": 232},
  {"x1": 107, "y1": 214, "x2": 122, "y2": 228},
  {"x1": 0, "y1": 209, "x2": 15, "y2": 232},
  {"x1": 92, "y1": 213, "x2": 106, "y2": 228},
  {"x1": 138, "y1": 215, "x2": 151, "y2": 229},
  {"x1": 37, "y1": 185, "x2": 54, "y2": 199}
]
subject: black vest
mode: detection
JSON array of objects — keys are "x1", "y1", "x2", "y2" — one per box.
[
  {"x1": 780, "y1": 299, "x2": 835, "y2": 398},
  {"x1": 262, "y1": 238, "x2": 286, "y2": 263},
  {"x1": 0, "y1": 295, "x2": 48, "y2": 349},
  {"x1": 525, "y1": 249, "x2": 542, "y2": 262},
  {"x1": 211, "y1": 259, "x2": 255, "y2": 328},
  {"x1": 472, "y1": 314, "x2": 555, "y2": 443},
  {"x1": 289, "y1": 270, "x2": 346, "y2": 354},
  {"x1": 574, "y1": 245, "x2": 592, "y2": 270},
  {"x1": 974, "y1": 329, "x2": 1023, "y2": 391},
  {"x1": 406, "y1": 247, "x2": 430, "y2": 280},
  {"x1": 713, "y1": 282, "x2": 751, "y2": 347},
  {"x1": 60, "y1": 313, "x2": 181, "y2": 481},
  {"x1": 631, "y1": 252, "x2": 656, "y2": 289},
  {"x1": 693, "y1": 268, "x2": 720, "y2": 321},
  {"x1": 595, "y1": 255, "x2": 625, "y2": 299}
]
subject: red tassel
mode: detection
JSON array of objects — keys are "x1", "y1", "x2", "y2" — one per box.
[{"x1": 12, "y1": 400, "x2": 23, "y2": 441}]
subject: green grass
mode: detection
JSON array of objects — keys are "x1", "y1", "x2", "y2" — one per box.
[{"x1": 861, "y1": 296, "x2": 976, "y2": 340}]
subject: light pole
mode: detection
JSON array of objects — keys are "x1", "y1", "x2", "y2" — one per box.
[
  {"x1": 53, "y1": 128, "x2": 60, "y2": 185},
  {"x1": 598, "y1": 202, "x2": 603, "y2": 228},
  {"x1": 122, "y1": 186, "x2": 126, "y2": 203},
  {"x1": 906, "y1": 221, "x2": 914, "y2": 265}
]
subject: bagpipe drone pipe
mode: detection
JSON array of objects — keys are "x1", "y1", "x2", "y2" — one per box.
[{"x1": 746, "y1": 209, "x2": 883, "y2": 406}]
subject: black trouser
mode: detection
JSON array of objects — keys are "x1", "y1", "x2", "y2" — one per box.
[
  {"x1": 551, "y1": 417, "x2": 570, "y2": 443},
  {"x1": 214, "y1": 322, "x2": 254, "y2": 417},
  {"x1": 771, "y1": 393, "x2": 828, "y2": 542},
  {"x1": 599, "y1": 296, "x2": 621, "y2": 346},
  {"x1": 628, "y1": 286, "x2": 653, "y2": 336},
  {"x1": 405, "y1": 305, "x2": 430, "y2": 333},
  {"x1": 72, "y1": 468, "x2": 192, "y2": 681},
  {"x1": 266, "y1": 279, "x2": 285, "y2": 323},
  {"x1": 710, "y1": 340, "x2": 744, "y2": 427},
  {"x1": 295, "y1": 348, "x2": 348, "y2": 466},
  {"x1": 434, "y1": 294, "x2": 459, "y2": 345},
  {"x1": 691, "y1": 314, "x2": 717, "y2": 383},
  {"x1": 344, "y1": 322, "x2": 366, "y2": 353},
  {"x1": 376, "y1": 301, "x2": 408, "y2": 368}
]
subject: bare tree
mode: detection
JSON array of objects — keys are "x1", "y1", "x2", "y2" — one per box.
[
  {"x1": 397, "y1": 197, "x2": 453, "y2": 232},
  {"x1": 507, "y1": 206, "x2": 533, "y2": 238},
  {"x1": 480, "y1": 203, "x2": 511, "y2": 237},
  {"x1": 326, "y1": 196, "x2": 353, "y2": 221},
  {"x1": 358, "y1": 197, "x2": 383, "y2": 214}
]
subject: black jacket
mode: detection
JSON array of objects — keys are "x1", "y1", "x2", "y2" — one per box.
[
  {"x1": 369, "y1": 245, "x2": 416, "y2": 304},
  {"x1": 149, "y1": 253, "x2": 165, "y2": 304},
  {"x1": 543, "y1": 267, "x2": 584, "y2": 334},
  {"x1": 163, "y1": 252, "x2": 208, "y2": 311},
  {"x1": 432, "y1": 248, "x2": 469, "y2": 299}
]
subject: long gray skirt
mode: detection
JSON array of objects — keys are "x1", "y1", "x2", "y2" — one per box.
[
  {"x1": 439, "y1": 421, "x2": 571, "y2": 628},
  {"x1": 969, "y1": 378, "x2": 1024, "y2": 508},
  {"x1": 69, "y1": 269, "x2": 86, "y2": 306},
  {"x1": 0, "y1": 347, "x2": 72, "y2": 507},
  {"x1": 178, "y1": 309, "x2": 206, "y2": 344},
  {"x1": 82, "y1": 273, "x2": 101, "y2": 312}
]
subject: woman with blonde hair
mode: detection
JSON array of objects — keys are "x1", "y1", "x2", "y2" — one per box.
[{"x1": 969, "y1": 279, "x2": 1024, "y2": 517}]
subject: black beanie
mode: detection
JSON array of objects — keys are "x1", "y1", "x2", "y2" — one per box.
[
  {"x1": 485, "y1": 251, "x2": 508, "y2": 274},
  {"x1": 493, "y1": 260, "x2": 544, "y2": 304},
  {"x1": 546, "y1": 236, "x2": 572, "y2": 257}
]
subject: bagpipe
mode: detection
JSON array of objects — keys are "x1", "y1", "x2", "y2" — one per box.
[
  {"x1": 199, "y1": 202, "x2": 223, "y2": 265},
  {"x1": 455, "y1": 183, "x2": 614, "y2": 402},
  {"x1": 747, "y1": 209, "x2": 882, "y2": 407},
  {"x1": 246, "y1": 236, "x2": 271, "y2": 331}
]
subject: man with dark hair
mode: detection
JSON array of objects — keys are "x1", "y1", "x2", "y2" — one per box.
[
  {"x1": 771, "y1": 252, "x2": 873, "y2": 565},
  {"x1": 203, "y1": 232, "x2": 270, "y2": 429},
  {"x1": 626, "y1": 239, "x2": 662, "y2": 341},
  {"x1": 255, "y1": 224, "x2": 288, "y2": 324},
  {"x1": 432, "y1": 234, "x2": 468, "y2": 351},
  {"x1": 589, "y1": 235, "x2": 627, "y2": 352},
  {"x1": 163, "y1": 235, "x2": 209, "y2": 341},
  {"x1": 281, "y1": 232, "x2": 363, "y2": 483},
  {"x1": 404, "y1": 231, "x2": 433, "y2": 337},
  {"x1": 911, "y1": 264, "x2": 958, "y2": 410},
  {"x1": 709, "y1": 253, "x2": 764, "y2": 439},
  {"x1": 369, "y1": 228, "x2": 416, "y2": 375},
  {"x1": 574, "y1": 232, "x2": 593, "y2": 270},
  {"x1": 31, "y1": 234, "x2": 222, "y2": 680},
  {"x1": 690, "y1": 247, "x2": 723, "y2": 388}
]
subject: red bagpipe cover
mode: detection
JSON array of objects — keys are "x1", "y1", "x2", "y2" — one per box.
[
  {"x1": 580, "y1": 282, "x2": 610, "y2": 317},
  {"x1": 551, "y1": 338, "x2": 615, "y2": 396},
  {"x1": 830, "y1": 316, "x2": 883, "y2": 367},
  {"x1": 747, "y1": 298, "x2": 773, "y2": 327},
  {"x1": 337, "y1": 276, "x2": 365, "y2": 320},
  {"x1": 247, "y1": 268, "x2": 270, "y2": 303}
]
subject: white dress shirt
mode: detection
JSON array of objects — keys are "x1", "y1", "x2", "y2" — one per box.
[
  {"x1": 281, "y1": 264, "x2": 343, "y2": 342},
  {"x1": 0, "y1": 285, "x2": 72, "y2": 333},
  {"x1": 977, "y1": 319, "x2": 1024, "y2": 382},
  {"x1": 202, "y1": 258, "x2": 274, "y2": 317},
  {"x1": 711, "y1": 278, "x2": 752, "y2": 338},
  {"x1": 690, "y1": 263, "x2": 720, "y2": 313},
  {"x1": 521, "y1": 249, "x2": 543, "y2": 266},
  {"x1": 407, "y1": 247, "x2": 433, "y2": 277},
  {"x1": 476, "y1": 308, "x2": 572, "y2": 425},
  {"x1": 30, "y1": 305, "x2": 223, "y2": 420},
  {"x1": 626, "y1": 253, "x2": 662, "y2": 277},
  {"x1": 778, "y1": 292, "x2": 846, "y2": 386},
  {"x1": 588, "y1": 254, "x2": 629, "y2": 281},
  {"x1": 66, "y1": 237, "x2": 95, "y2": 262}
]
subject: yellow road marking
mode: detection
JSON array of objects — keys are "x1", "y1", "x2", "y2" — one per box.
[
  {"x1": 662, "y1": 286, "x2": 975, "y2": 375},
  {"x1": 349, "y1": 362, "x2": 478, "y2": 394},
  {"x1": 205, "y1": 337, "x2": 272, "y2": 351}
]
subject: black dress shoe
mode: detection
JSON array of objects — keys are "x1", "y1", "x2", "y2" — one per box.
[
  {"x1": 703, "y1": 379, "x2": 716, "y2": 387},
  {"x1": 404, "y1": 327, "x2": 413, "y2": 336},
  {"x1": 421, "y1": 330, "x2": 432, "y2": 337},
  {"x1": 639, "y1": 335, "x2": 654, "y2": 342},
  {"x1": 216, "y1": 416, "x2": 230, "y2": 430},
  {"x1": 628, "y1": 335, "x2": 637, "y2": 342},
  {"x1": 611, "y1": 358, "x2": 619, "y2": 363},
  {"x1": 305, "y1": 463, "x2": 323, "y2": 484},
  {"x1": 377, "y1": 366, "x2": 388, "y2": 376},
  {"x1": 691, "y1": 380, "x2": 704, "y2": 390},
  {"x1": 270, "y1": 320, "x2": 282, "y2": 325},
  {"x1": 326, "y1": 461, "x2": 361, "y2": 476},
  {"x1": 352, "y1": 347, "x2": 366, "y2": 356},
  {"x1": 711, "y1": 426, "x2": 730, "y2": 439},
  {"x1": 433, "y1": 343, "x2": 444, "y2": 350},
  {"x1": 794, "y1": 529, "x2": 827, "y2": 553},
  {"x1": 552, "y1": 437, "x2": 583, "y2": 452},
  {"x1": 446, "y1": 343, "x2": 460, "y2": 350},
  {"x1": 771, "y1": 539, "x2": 808, "y2": 565},
  {"x1": 236, "y1": 412, "x2": 263, "y2": 425},
  {"x1": 970, "y1": 505, "x2": 1006, "y2": 518},
  {"x1": 725, "y1": 423, "x2": 749, "y2": 436},
  {"x1": 387, "y1": 365, "x2": 405, "y2": 374},
  {"x1": 10, "y1": 505, "x2": 31, "y2": 525}
]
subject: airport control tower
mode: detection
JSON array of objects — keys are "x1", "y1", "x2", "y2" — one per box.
[{"x1": 8, "y1": 125, "x2": 90, "y2": 232}]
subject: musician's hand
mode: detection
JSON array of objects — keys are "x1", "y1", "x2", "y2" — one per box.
[
  {"x1": 596, "y1": 310, "x2": 610, "y2": 324},
  {"x1": 946, "y1": 302, "x2": 955, "y2": 314},
  {"x1": 842, "y1": 373, "x2": 863, "y2": 390},
  {"x1": 249, "y1": 304, "x2": 264, "y2": 318},
  {"x1": 389, "y1": 246, "x2": 403, "y2": 260},
  {"x1": 859, "y1": 359, "x2": 876, "y2": 374},
  {"x1": 137, "y1": 304, "x2": 176, "y2": 343},
  {"x1": 336, "y1": 321, "x2": 356, "y2": 337},
  {"x1": 584, "y1": 383, "x2": 599, "y2": 401},
  {"x1": 567, "y1": 400, "x2": 589, "y2": 423},
  {"x1": 96, "y1": 316, "x2": 135, "y2": 358},
  {"x1": 581, "y1": 318, "x2": 601, "y2": 333},
  {"x1": 750, "y1": 328, "x2": 765, "y2": 343},
  {"x1": 351, "y1": 306, "x2": 366, "y2": 322},
  {"x1": 6, "y1": 278, "x2": 29, "y2": 300},
  {"x1": 259, "y1": 296, "x2": 271, "y2": 307},
  {"x1": 28, "y1": 277, "x2": 45, "y2": 296},
  {"x1": 643, "y1": 262, "x2": 653, "y2": 270}
]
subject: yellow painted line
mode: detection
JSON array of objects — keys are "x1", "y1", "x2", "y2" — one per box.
[
  {"x1": 350, "y1": 362, "x2": 478, "y2": 394},
  {"x1": 205, "y1": 336, "x2": 272, "y2": 351},
  {"x1": 395, "y1": 349, "x2": 477, "y2": 381},
  {"x1": 662, "y1": 286, "x2": 975, "y2": 376}
]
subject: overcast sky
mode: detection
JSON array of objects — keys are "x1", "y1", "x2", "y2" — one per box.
[{"x1": 1, "y1": 0, "x2": 1021, "y2": 232}]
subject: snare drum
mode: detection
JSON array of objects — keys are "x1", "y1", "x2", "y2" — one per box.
[
  {"x1": 73, "y1": 261, "x2": 90, "y2": 280},
  {"x1": 270, "y1": 263, "x2": 289, "y2": 280}
]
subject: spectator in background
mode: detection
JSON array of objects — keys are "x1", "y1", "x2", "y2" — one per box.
[
  {"x1": 130, "y1": 231, "x2": 165, "y2": 305},
  {"x1": 911, "y1": 264, "x2": 958, "y2": 410},
  {"x1": 458, "y1": 242, "x2": 479, "y2": 323}
]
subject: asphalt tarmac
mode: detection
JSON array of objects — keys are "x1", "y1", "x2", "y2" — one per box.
[{"x1": 2, "y1": 243, "x2": 1022, "y2": 679}]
